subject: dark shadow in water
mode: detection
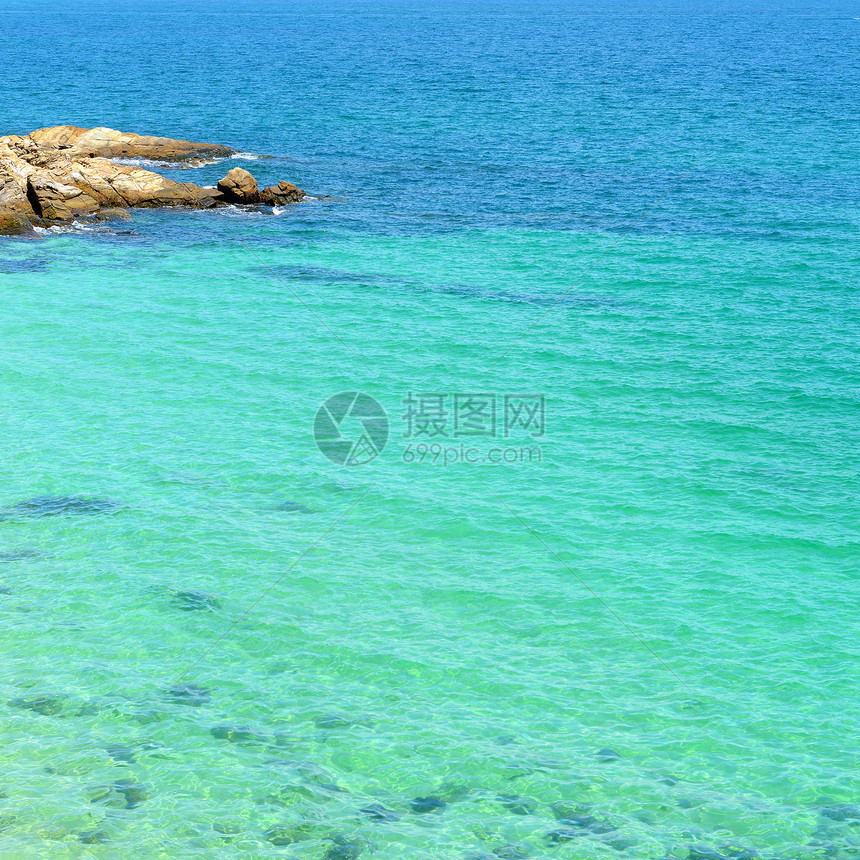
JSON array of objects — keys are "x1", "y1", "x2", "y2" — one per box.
[
  {"x1": 0, "y1": 258, "x2": 48, "y2": 273},
  {"x1": 254, "y1": 263, "x2": 620, "y2": 309},
  {"x1": 0, "y1": 496, "x2": 122, "y2": 521}
]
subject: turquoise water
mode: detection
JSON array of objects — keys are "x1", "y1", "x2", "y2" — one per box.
[{"x1": 1, "y1": 2, "x2": 860, "y2": 858}]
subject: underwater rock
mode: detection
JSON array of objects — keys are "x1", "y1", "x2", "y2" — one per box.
[
  {"x1": 276, "y1": 500, "x2": 314, "y2": 514},
  {"x1": 0, "y1": 495, "x2": 120, "y2": 519},
  {"x1": 410, "y1": 796, "x2": 446, "y2": 813},
  {"x1": 606, "y1": 836, "x2": 637, "y2": 852},
  {"x1": 550, "y1": 801, "x2": 592, "y2": 820},
  {"x1": 547, "y1": 810, "x2": 617, "y2": 842},
  {"x1": 212, "y1": 820, "x2": 244, "y2": 835},
  {"x1": 820, "y1": 803, "x2": 860, "y2": 821},
  {"x1": 313, "y1": 713, "x2": 352, "y2": 729},
  {"x1": 493, "y1": 846, "x2": 528, "y2": 859},
  {"x1": 0, "y1": 814, "x2": 17, "y2": 831},
  {"x1": 103, "y1": 741, "x2": 163, "y2": 763},
  {"x1": 164, "y1": 683, "x2": 211, "y2": 706},
  {"x1": 210, "y1": 725, "x2": 267, "y2": 744},
  {"x1": 88, "y1": 780, "x2": 149, "y2": 810},
  {"x1": 0, "y1": 549, "x2": 42, "y2": 562},
  {"x1": 265, "y1": 824, "x2": 315, "y2": 846},
  {"x1": 113, "y1": 780, "x2": 149, "y2": 809},
  {"x1": 496, "y1": 793, "x2": 536, "y2": 815},
  {"x1": 172, "y1": 590, "x2": 221, "y2": 611},
  {"x1": 324, "y1": 835, "x2": 366, "y2": 860},
  {"x1": 595, "y1": 748, "x2": 622, "y2": 762},
  {"x1": 546, "y1": 827, "x2": 581, "y2": 844},
  {"x1": 687, "y1": 846, "x2": 731, "y2": 860},
  {"x1": 0, "y1": 586, "x2": 11, "y2": 595},
  {"x1": 8, "y1": 694, "x2": 65, "y2": 716},
  {"x1": 78, "y1": 829, "x2": 110, "y2": 844},
  {"x1": 359, "y1": 802, "x2": 400, "y2": 822}
]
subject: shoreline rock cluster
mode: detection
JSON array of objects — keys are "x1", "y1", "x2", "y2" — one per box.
[{"x1": 0, "y1": 126, "x2": 305, "y2": 235}]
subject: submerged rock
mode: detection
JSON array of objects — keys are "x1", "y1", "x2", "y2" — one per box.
[
  {"x1": 8, "y1": 694, "x2": 65, "y2": 716},
  {"x1": 493, "y1": 847, "x2": 528, "y2": 860},
  {"x1": 820, "y1": 803, "x2": 860, "y2": 821},
  {"x1": 113, "y1": 780, "x2": 149, "y2": 809},
  {"x1": 359, "y1": 802, "x2": 400, "y2": 822},
  {"x1": 313, "y1": 713, "x2": 352, "y2": 729},
  {"x1": 595, "y1": 747, "x2": 622, "y2": 762},
  {"x1": 265, "y1": 823, "x2": 315, "y2": 846},
  {"x1": 0, "y1": 495, "x2": 120, "y2": 520},
  {"x1": 324, "y1": 835, "x2": 365, "y2": 860},
  {"x1": 410, "y1": 796, "x2": 446, "y2": 813},
  {"x1": 496, "y1": 793, "x2": 536, "y2": 815},
  {"x1": 550, "y1": 801, "x2": 592, "y2": 820},
  {"x1": 276, "y1": 500, "x2": 314, "y2": 514},
  {"x1": 0, "y1": 549, "x2": 42, "y2": 562},
  {"x1": 78, "y1": 829, "x2": 110, "y2": 844},
  {"x1": 163, "y1": 683, "x2": 211, "y2": 706},
  {"x1": 210, "y1": 725, "x2": 267, "y2": 744},
  {"x1": 172, "y1": 590, "x2": 221, "y2": 612},
  {"x1": 88, "y1": 780, "x2": 149, "y2": 809}
]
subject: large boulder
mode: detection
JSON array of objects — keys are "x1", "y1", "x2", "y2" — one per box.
[
  {"x1": 0, "y1": 209, "x2": 34, "y2": 235},
  {"x1": 27, "y1": 126, "x2": 236, "y2": 162},
  {"x1": 259, "y1": 180, "x2": 304, "y2": 205},
  {"x1": 217, "y1": 167, "x2": 259, "y2": 204},
  {"x1": 26, "y1": 176, "x2": 100, "y2": 220}
]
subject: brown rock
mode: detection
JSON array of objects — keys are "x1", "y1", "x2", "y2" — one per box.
[
  {"x1": 26, "y1": 175, "x2": 100, "y2": 221},
  {"x1": 27, "y1": 126, "x2": 235, "y2": 162},
  {"x1": 259, "y1": 180, "x2": 305, "y2": 206},
  {"x1": 0, "y1": 126, "x2": 307, "y2": 233},
  {"x1": 0, "y1": 209, "x2": 34, "y2": 235},
  {"x1": 217, "y1": 167, "x2": 259, "y2": 204},
  {"x1": 93, "y1": 208, "x2": 132, "y2": 222}
]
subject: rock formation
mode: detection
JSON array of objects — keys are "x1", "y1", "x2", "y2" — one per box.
[
  {"x1": 217, "y1": 167, "x2": 259, "y2": 204},
  {"x1": 0, "y1": 126, "x2": 306, "y2": 235}
]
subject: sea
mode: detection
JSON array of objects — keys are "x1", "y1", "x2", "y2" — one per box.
[{"x1": 0, "y1": 0, "x2": 858, "y2": 857}]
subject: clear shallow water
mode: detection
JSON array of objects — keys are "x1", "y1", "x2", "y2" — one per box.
[{"x1": 1, "y1": 2, "x2": 859, "y2": 858}]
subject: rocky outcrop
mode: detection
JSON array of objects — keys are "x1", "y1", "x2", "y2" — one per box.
[
  {"x1": 217, "y1": 167, "x2": 259, "y2": 204},
  {"x1": 260, "y1": 181, "x2": 304, "y2": 205},
  {"x1": 26, "y1": 176, "x2": 101, "y2": 220},
  {"x1": 0, "y1": 210, "x2": 33, "y2": 235},
  {"x1": 0, "y1": 126, "x2": 307, "y2": 235},
  {"x1": 27, "y1": 126, "x2": 236, "y2": 162}
]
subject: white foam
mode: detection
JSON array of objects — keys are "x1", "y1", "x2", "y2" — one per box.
[
  {"x1": 230, "y1": 152, "x2": 259, "y2": 161},
  {"x1": 33, "y1": 220, "x2": 107, "y2": 236},
  {"x1": 112, "y1": 156, "x2": 174, "y2": 170}
]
